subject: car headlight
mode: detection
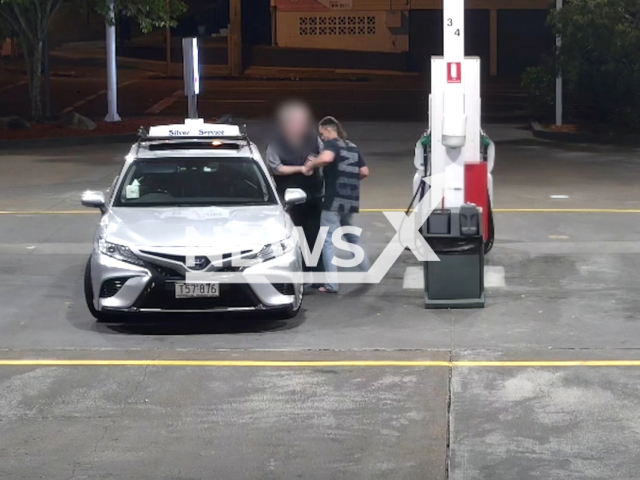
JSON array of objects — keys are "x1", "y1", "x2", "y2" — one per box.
[
  {"x1": 256, "y1": 237, "x2": 296, "y2": 262},
  {"x1": 98, "y1": 238, "x2": 145, "y2": 266}
]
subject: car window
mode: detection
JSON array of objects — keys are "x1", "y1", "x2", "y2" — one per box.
[{"x1": 114, "y1": 157, "x2": 277, "y2": 207}]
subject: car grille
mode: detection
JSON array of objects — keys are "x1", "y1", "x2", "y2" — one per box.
[
  {"x1": 140, "y1": 250, "x2": 253, "y2": 270},
  {"x1": 149, "y1": 263, "x2": 184, "y2": 279},
  {"x1": 272, "y1": 283, "x2": 295, "y2": 296},
  {"x1": 136, "y1": 283, "x2": 260, "y2": 310},
  {"x1": 144, "y1": 261, "x2": 243, "y2": 281},
  {"x1": 99, "y1": 277, "x2": 129, "y2": 298}
]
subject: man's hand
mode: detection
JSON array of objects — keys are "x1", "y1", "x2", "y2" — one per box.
[
  {"x1": 301, "y1": 155, "x2": 316, "y2": 176},
  {"x1": 301, "y1": 163, "x2": 314, "y2": 176}
]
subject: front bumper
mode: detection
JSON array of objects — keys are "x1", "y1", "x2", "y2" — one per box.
[{"x1": 91, "y1": 248, "x2": 303, "y2": 314}]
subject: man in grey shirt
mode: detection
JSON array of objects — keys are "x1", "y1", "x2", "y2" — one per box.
[{"x1": 266, "y1": 101, "x2": 324, "y2": 273}]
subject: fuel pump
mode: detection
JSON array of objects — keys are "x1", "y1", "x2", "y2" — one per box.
[{"x1": 413, "y1": 0, "x2": 495, "y2": 308}]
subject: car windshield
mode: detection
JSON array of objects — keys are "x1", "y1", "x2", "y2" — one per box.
[{"x1": 114, "y1": 157, "x2": 277, "y2": 207}]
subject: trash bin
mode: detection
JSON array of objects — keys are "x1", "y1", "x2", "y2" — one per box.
[{"x1": 422, "y1": 204, "x2": 485, "y2": 308}]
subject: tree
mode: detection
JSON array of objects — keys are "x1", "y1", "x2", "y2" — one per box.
[
  {"x1": 0, "y1": 0, "x2": 63, "y2": 121},
  {"x1": 95, "y1": 0, "x2": 186, "y2": 34},
  {"x1": 0, "y1": 14, "x2": 10, "y2": 72},
  {"x1": 525, "y1": 0, "x2": 640, "y2": 126},
  {"x1": 554, "y1": 0, "x2": 640, "y2": 126},
  {"x1": 0, "y1": 0, "x2": 186, "y2": 122},
  {"x1": 99, "y1": 0, "x2": 187, "y2": 122}
]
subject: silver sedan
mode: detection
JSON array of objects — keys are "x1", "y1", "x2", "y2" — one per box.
[{"x1": 81, "y1": 134, "x2": 306, "y2": 321}]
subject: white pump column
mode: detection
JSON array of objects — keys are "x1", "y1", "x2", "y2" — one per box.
[
  {"x1": 418, "y1": 0, "x2": 489, "y2": 309},
  {"x1": 442, "y1": 0, "x2": 466, "y2": 149},
  {"x1": 427, "y1": 0, "x2": 482, "y2": 211}
]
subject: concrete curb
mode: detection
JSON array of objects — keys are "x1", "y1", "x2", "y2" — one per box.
[
  {"x1": 0, "y1": 133, "x2": 138, "y2": 150},
  {"x1": 531, "y1": 121, "x2": 640, "y2": 145}
]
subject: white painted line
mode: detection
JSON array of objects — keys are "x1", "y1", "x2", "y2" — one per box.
[
  {"x1": 550, "y1": 195, "x2": 570, "y2": 199},
  {"x1": 59, "y1": 81, "x2": 138, "y2": 115},
  {"x1": 119, "y1": 80, "x2": 138, "y2": 88},
  {"x1": 484, "y1": 266, "x2": 506, "y2": 288},
  {"x1": 402, "y1": 265, "x2": 506, "y2": 289},
  {"x1": 0, "y1": 80, "x2": 26, "y2": 93},
  {"x1": 498, "y1": 241, "x2": 640, "y2": 254},
  {"x1": 200, "y1": 99, "x2": 268, "y2": 103},
  {"x1": 196, "y1": 85, "x2": 427, "y2": 92},
  {"x1": 0, "y1": 243, "x2": 92, "y2": 255},
  {"x1": 146, "y1": 89, "x2": 182, "y2": 114},
  {"x1": 403, "y1": 266, "x2": 423, "y2": 289}
]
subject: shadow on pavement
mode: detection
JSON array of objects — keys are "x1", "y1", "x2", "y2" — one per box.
[{"x1": 98, "y1": 311, "x2": 306, "y2": 336}]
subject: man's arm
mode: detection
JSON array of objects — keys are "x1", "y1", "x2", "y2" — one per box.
[
  {"x1": 266, "y1": 145, "x2": 305, "y2": 176},
  {"x1": 277, "y1": 165, "x2": 306, "y2": 175},
  {"x1": 358, "y1": 152, "x2": 369, "y2": 179},
  {"x1": 304, "y1": 141, "x2": 338, "y2": 174},
  {"x1": 307, "y1": 149, "x2": 335, "y2": 169}
]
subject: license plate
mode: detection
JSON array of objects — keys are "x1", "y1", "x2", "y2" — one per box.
[{"x1": 175, "y1": 282, "x2": 220, "y2": 298}]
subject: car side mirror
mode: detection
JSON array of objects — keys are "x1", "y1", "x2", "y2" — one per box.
[
  {"x1": 284, "y1": 188, "x2": 307, "y2": 210},
  {"x1": 81, "y1": 190, "x2": 106, "y2": 213}
]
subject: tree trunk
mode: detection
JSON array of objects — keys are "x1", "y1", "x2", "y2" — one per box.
[{"x1": 21, "y1": 36, "x2": 43, "y2": 122}]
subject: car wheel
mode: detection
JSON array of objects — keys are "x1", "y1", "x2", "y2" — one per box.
[{"x1": 84, "y1": 257, "x2": 116, "y2": 323}]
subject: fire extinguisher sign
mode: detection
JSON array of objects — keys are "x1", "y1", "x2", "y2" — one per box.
[{"x1": 447, "y1": 62, "x2": 462, "y2": 83}]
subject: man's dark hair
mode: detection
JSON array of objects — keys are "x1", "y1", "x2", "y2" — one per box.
[{"x1": 318, "y1": 116, "x2": 347, "y2": 140}]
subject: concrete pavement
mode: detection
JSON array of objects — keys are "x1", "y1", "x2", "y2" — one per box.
[
  {"x1": 2, "y1": 122, "x2": 640, "y2": 478},
  {"x1": 451, "y1": 365, "x2": 640, "y2": 480},
  {"x1": 0, "y1": 357, "x2": 449, "y2": 480}
]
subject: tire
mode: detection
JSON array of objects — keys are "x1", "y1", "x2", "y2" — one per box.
[{"x1": 84, "y1": 257, "x2": 116, "y2": 323}]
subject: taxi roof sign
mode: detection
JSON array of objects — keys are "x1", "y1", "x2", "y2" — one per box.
[{"x1": 148, "y1": 119, "x2": 241, "y2": 138}]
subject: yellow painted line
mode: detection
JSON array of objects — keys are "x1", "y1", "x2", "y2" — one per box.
[
  {"x1": 0, "y1": 359, "x2": 451, "y2": 367},
  {"x1": 0, "y1": 210, "x2": 95, "y2": 215},
  {"x1": 453, "y1": 360, "x2": 640, "y2": 367},
  {"x1": 360, "y1": 208, "x2": 640, "y2": 213},
  {"x1": 494, "y1": 208, "x2": 640, "y2": 213},
  {"x1": 2, "y1": 208, "x2": 640, "y2": 216},
  {"x1": 2, "y1": 359, "x2": 640, "y2": 367}
]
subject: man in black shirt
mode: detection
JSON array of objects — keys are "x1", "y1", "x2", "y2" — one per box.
[{"x1": 303, "y1": 116, "x2": 370, "y2": 293}]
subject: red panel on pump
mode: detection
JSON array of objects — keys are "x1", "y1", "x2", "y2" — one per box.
[
  {"x1": 464, "y1": 163, "x2": 489, "y2": 241},
  {"x1": 447, "y1": 62, "x2": 462, "y2": 83}
]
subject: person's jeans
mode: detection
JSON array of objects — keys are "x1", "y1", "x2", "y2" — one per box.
[{"x1": 320, "y1": 211, "x2": 371, "y2": 292}]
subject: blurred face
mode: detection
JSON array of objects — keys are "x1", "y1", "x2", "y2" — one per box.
[{"x1": 280, "y1": 106, "x2": 311, "y2": 143}]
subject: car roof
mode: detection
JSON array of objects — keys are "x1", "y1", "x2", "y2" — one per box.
[
  {"x1": 126, "y1": 120, "x2": 264, "y2": 164},
  {"x1": 133, "y1": 141, "x2": 258, "y2": 160}
]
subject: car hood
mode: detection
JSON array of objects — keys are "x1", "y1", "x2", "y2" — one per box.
[{"x1": 101, "y1": 205, "x2": 290, "y2": 250}]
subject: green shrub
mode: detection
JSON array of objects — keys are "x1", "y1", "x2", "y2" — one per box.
[
  {"x1": 547, "y1": 0, "x2": 640, "y2": 128},
  {"x1": 521, "y1": 60, "x2": 555, "y2": 122}
]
